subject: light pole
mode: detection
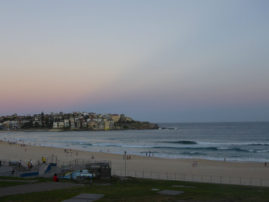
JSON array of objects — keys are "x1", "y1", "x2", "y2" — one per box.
[{"x1": 124, "y1": 151, "x2": 127, "y2": 177}]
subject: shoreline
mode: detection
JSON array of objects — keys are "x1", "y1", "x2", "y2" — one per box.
[
  {"x1": 0, "y1": 138, "x2": 268, "y2": 164},
  {"x1": 1, "y1": 140, "x2": 269, "y2": 186}
]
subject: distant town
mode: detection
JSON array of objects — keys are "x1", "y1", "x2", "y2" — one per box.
[{"x1": 0, "y1": 112, "x2": 158, "y2": 131}]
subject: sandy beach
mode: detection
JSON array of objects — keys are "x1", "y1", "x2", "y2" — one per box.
[{"x1": 1, "y1": 140, "x2": 269, "y2": 186}]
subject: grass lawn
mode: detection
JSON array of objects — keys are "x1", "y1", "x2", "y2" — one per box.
[
  {"x1": 0, "y1": 177, "x2": 269, "y2": 201},
  {"x1": 0, "y1": 181, "x2": 27, "y2": 187},
  {"x1": 0, "y1": 176, "x2": 40, "y2": 187}
]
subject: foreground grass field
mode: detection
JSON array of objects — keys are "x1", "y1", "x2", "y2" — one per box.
[{"x1": 1, "y1": 176, "x2": 269, "y2": 201}]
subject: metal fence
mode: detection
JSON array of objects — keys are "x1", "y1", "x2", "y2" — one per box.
[
  {"x1": 2, "y1": 156, "x2": 269, "y2": 187},
  {"x1": 111, "y1": 169, "x2": 269, "y2": 187}
]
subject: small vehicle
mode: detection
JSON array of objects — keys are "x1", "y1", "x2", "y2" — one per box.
[{"x1": 63, "y1": 169, "x2": 94, "y2": 180}]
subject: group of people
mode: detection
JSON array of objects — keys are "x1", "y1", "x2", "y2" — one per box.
[
  {"x1": 26, "y1": 156, "x2": 47, "y2": 169},
  {"x1": 145, "y1": 151, "x2": 153, "y2": 157},
  {"x1": 64, "y1": 148, "x2": 73, "y2": 154}
]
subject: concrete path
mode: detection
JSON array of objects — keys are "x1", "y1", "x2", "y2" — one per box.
[
  {"x1": 0, "y1": 166, "x2": 13, "y2": 176},
  {"x1": 0, "y1": 179, "x2": 38, "y2": 183},
  {"x1": 0, "y1": 182, "x2": 83, "y2": 197},
  {"x1": 158, "y1": 190, "x2": 184, "y2": 196},
  {"x1": 63, "y1": 193, "x2": 104, "y2": 202}
]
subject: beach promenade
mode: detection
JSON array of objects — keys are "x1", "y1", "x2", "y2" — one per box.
[{"x1": 1, "y1": 140, "x2": 269, "y2": 187}]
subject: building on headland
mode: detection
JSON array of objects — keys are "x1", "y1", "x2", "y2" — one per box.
[
  {"x1": 0, "y1": 112, "x2": 158, "y2": 130},
  {"x1": 104, "y1": 120, "x2": 110, "y2": 130},
  {"x1": 69, "y1": 117, "x2": 76, "y2": 129},
  {"x1": 110, "y1": 114, "x2": 120, "y2": 122},
  {"x1": 87, "y1": 120, "x2": 98, "y2": 130},
  {"x1": 64, "y1": 119, "x2": 70, "y2": 128},
  {"x1": 53, "y1": 121, "x2": 65, "y2": 129},
  {"x1": 10, "y1": 120, "x2": 19, "y2": 129},
  {"x1": 82, "y1": 120, "x2": 87, "y2": 128},
  {"x1": 58, "y1": 122, "x2": 65, "y2": 128},
  {"x1": 98, "y1": 121, "x2": 105, "y2": 130},
  {"x1": 53, "y1": 122, "x2": 58, "y2": 129},
  {"x1": 76, "y1": 120, "x2": 81, "y2": 128}
]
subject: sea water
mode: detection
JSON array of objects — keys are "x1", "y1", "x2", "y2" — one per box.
[{"x1": 0, "y1": 122, "x2": 269, "y2": 162}]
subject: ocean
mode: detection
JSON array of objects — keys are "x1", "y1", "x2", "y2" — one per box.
[{"x1": 0, "y1": 122, "x2": 269, "y2": 162}]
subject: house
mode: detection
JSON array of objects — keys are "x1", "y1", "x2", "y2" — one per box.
[
  {"x1": 76, "y1": 120, "x2": 81, "y2": 128},
  {"x1": 10, "y1": 120, "x2": 19, "y2": 129},
  {"x1": 2, "y1": 121, "x2": 10, "y2": 129},
  {"x1": 69, "y1": 118, "x2": 76, "y2": 129},
  {"x1": 111, "y1": 114, "x2": 120, "y2": 122},
  {"x1": 82, "y1": 121, "x2": 87, "y2": 128},
  {"x1": 53, "y1": 121, "x2": 64, "y2": 129},
  {"x1": 104, "y1": 120, "x2": 110, "y2": 130},
  {"x1": 58, "y1": 122, "x2": 65, "y2": 128},
  {"x1": 88, "y1": 120, "x2": 97, "y2": 129},
  {"x1": 53, "y1": 122, "x2": 58, "y2": 129},
  {"x1": 109, "y1": 120, "x2": 115, "y2": 129},
  {"x1": 64, "y1": 119, "x2": 70, "y2": 128},
  {"x1": 98, "y1": 121, "x2": 105, "y2": 130}
]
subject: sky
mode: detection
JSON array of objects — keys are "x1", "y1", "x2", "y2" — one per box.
[{"x1": 0, "y1": 0, "x2": 269, "y2": 122}]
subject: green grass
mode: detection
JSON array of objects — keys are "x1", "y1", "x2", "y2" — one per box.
[
  {"x1": 1, "y1": 177, "x2": 269, "y2": 201},
  {"x1": 0, "y1": 176, "x2": 50, "y2": 187},
  {"x1": 0, "y1": 181, "x2": 26, "y2": 187}
]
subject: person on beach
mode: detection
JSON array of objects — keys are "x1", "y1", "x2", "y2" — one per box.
[
  {"x1": 53, "y1": 173, "x2": 59, "y2": 182},
  {"x1": 42, "y1": 156, "x2": 46, "y2": 163},
  {"x1": 28, "y1": 160, "x2": 33, "y2": 169}
]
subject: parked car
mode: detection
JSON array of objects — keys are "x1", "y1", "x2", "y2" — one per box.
[{"x1": 62, "y1": 169, "x2": 94, "y2": 180}]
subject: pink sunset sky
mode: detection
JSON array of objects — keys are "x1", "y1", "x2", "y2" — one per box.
[{"x1": 0, "y1": 0, "x2": 269, "y2": 122}]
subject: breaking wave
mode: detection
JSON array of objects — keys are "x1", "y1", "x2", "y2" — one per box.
[
  {"x1": 164, "y1": 140, "x2": 197, "y2": 145},
  {"x1": 152, "y1": 146, "x2": 262, "y2": 153}
]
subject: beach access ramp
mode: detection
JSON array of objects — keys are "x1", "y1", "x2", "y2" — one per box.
[{"x1": 38, "y1": 163, "x2": 60, "y2": 177}]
